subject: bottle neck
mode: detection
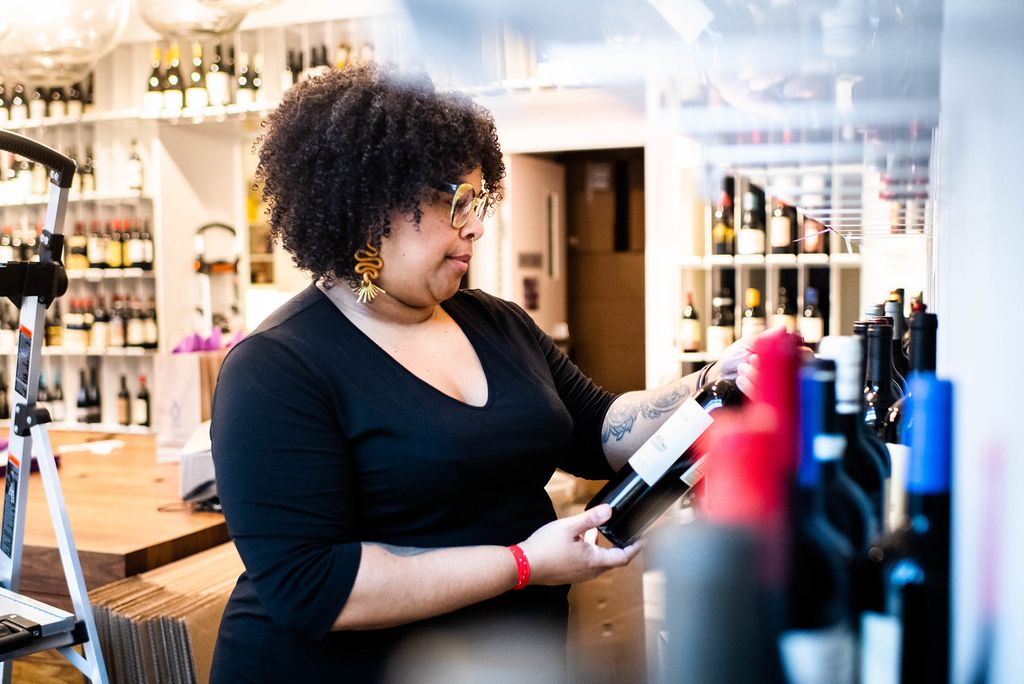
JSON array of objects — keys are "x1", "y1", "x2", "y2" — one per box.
[
  {"x1": 909, "y1": 314, "x2": 938, "y2": 373},
  {"x1": 867, "y1": 331, "x2": 894, "y2": 393}
]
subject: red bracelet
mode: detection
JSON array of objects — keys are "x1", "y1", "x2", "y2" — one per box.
[{"x1": 508, "y1": 544, "x2": 531, "y2": 591}]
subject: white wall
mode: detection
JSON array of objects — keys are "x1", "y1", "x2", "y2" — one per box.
[{"x1": 938, "y1": 1, "x2": 1024, "y2": 681}]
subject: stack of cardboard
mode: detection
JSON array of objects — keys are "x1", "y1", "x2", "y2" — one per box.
[{"x1": 88, "y1": 543, "x2": 243, "y2": 684}]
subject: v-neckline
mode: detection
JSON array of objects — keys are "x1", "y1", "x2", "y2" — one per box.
[{"x1": 318, "y1": 287, "x2": 493, "y2": 410}]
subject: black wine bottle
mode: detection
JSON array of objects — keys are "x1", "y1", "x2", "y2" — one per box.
[
  {"x1": 779, "y1": 361, "x2": 856, "y2": 679},
  {"x1": 806, "y1": 352, "x2": 879, "y2": 553},
  {"x1": 117, "y1": 374, "x2": 131, "y2": 426},
  {"x1": 711, "y1": 177, "x2": 735, "y2": 256},
  {"x1": 586, "y1": 379, "x2": 744, "y2": 548},
  {"x1": 865, "y1": 324, "x2": 900, "y2": 438},
  {"x1": 676, "y1": 290, "x2": 701, "y2": 352},
  {"x1": 882, "y1": 300, "x2": 937, "y2": 445},
  {"x1": 819, "y1": 336, "x2": 888, "y2": 525},
  {"x1": 885, "y1": 293, "x2": 910, "y2": 381}
]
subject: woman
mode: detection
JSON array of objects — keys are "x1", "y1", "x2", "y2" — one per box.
[{"x1": 210, "y1": 64, "x2": 759, "y2": 682}]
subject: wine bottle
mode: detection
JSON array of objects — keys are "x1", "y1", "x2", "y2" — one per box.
[
  {"x1": 676, "y1": 290, "x2": 701, "y2": 353},
  {"x1": 184, "y1": 42, "x2": 209, "y2": 110},
  {"x1": 737, "y1": 190, "x2": 766, "y2": 255},
  {"x1": 87, "y1": 366, "x2": 101, "y2": 423},
  {"x1": 144, "y1": 299, "x2": 159, "y2": 349},
  {"x1": 883, "y1": 302, "x2": 937, "y2": 445},
  {"x1": 800, "y1": 217, "x2": 828, "y2": 254},
  {"x1": 162, "y1": 44, "x2": 185, "y2": 113},
  {"x1": 818, "y1": 336, "x2": 888, "y2": 526},
  {"x1": 106, "y1": 220, "x2": 123, "y2": 269},
  {"x1": 769, "y1": 194, "x2": 797, "y2": 255},
  {"x1": 706, "y1": 290, "x2": 735, "y2": 355},
  {"x1": 865, "y1": 323, "x2": 901, "y2": 437},
  {"x1": 83, "y1": 73, "x2": 95, "y2": 115},
  {"x1": 79, "y1": 146, "x2": 96, "y2": 194},
  {"x1": 885, "y1": 293, "x2": 910, "y2": 381},
  {"x1": 809, "y1": 351, "x2": 880, "y2": 553},
  {"x1": 117, "y1": 374, "x2": 131, "y2": 426},
  {"x1": 66, "y1": 222, "x2": 89, "y2": 271},
  {"x1": 772, "y1": 287, "x2": 797, "y2": 333},
  {"x1": 206, "y1": 44, "x2": 231, "y2": 107},
  {"x1": 87, "y1": 220, "x2": 106, "y2": 268},
  {"x1": 799, "y1": 287, "x2": 825, "y2": 351},
  {"x1": 66, "y1": 81, "x2": 84, "y2": 118},
  {"x1": 48, "y1": 87, "x2": 67, "y2": 120},
  {"x1": 741, "y1": 287, "x2": 766, "y2": 339},
  {"x1": 134, "y1": 375, "x2": 151, "y2": 427},
  {"x1": 235, "y1": 52, "x2": 254, "y2": 105},
  {"x1": 144, "y1": 45, "x2": 165, "y2": 112},
  {"x1": 28, "y1": 85, "x2": 47, "y2": 120},
  {"x1": 860, "y1": 375, "x2": 952, "y2": 684},
  {"x1": 109, "y1": 296, "x2": 125, "y2": 348},
  {"x1": 281, "y1": 49, "x2": 296, "y2": 92},
  {"x1": 127, "y1": 139, "x2": 144, "y2": 194},
  {"x1": 585, "y1": 379, "x2": 744, "y2": 548},
  {"x1": 779, "y1": 363, "x2": 856, "y2": 684},
  {"x1": 76, "y1": 368, "x2": 89, "y2": 423},
  {"x1": 126, "y1": 297, "x2": 146, "y2": 347},
  {"x1": 51, "y1": 371, "x2": 65, "y2": 423},
  {"x1": 90, "y1": 297, "x2": 109, "y2": 349},
  {"x1": 9, "y1": 83, "x2": 28, "y2": 122},
  {"x1": 711, "y1": 177, "x2": 735, "y2": 256},
  {"x1": 140, "y1": 220, "x2": 154, "y2": 271}
]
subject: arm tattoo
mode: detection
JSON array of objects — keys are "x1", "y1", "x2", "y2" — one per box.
[
  {"x1": 601, "y1": 381, "x2": 692, "y2": 444},
  {"x1": 366, "y1": 543, "x2": 436, "y2": 557}
]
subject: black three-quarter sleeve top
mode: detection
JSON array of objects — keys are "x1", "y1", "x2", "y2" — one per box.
[{"x1": 209, "y1": 286, "x2": 618, "y2": 683}]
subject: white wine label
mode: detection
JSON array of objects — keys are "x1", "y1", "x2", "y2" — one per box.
[
  {"x1": 206, "y1": 73, "x2": 230, "y2": 107},
  {"x1": 770, "y1": 215, "x2": 792, "y2": 248},
  {"x1": 143, "y1": 91, "x2": 164, "y2": 113},
  {"x1": 886, "y1": 443, "x2": 910, "y2": 533},
  {"x1": 799, "y1": 317, "x2": 824, "y2": 344},
  {"x1": 678, "y1": 319, "x2": 702, "y2": 352},
  {"x1": 737, "y1": 228, "x2": 765, "y2": 255},
  {"x1": 706, "y1": 325, "x2": 734, "y2": 355},
  {"x1": 679, "y1": 454, "x2": 710, "y2": 488},
  {"x1": 771, "y1": 314, "x2": 797, "y2": 333},
  {"x1": 628, "y1": 397, "x2": 714, "y2": 487},
  {"x1": 162, "y1": 90, "x2": 184, "y2": 114},
  {"x1": 778, "y1": 625, "x2": 855, "y2": 684},
  {"x1": 860, "y1": 612, "x2": 901, "y2": 684},
  {"x1": 741, "y1": 318, "x2": 766, "y2": 339}
]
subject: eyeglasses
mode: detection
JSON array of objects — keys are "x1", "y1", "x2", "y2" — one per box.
[{"x1": 435, "y1": 182, "x2": 493, "y2": 229}]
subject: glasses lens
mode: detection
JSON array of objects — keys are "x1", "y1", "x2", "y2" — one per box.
[
  {"x1": 475, "y1": 193, "x2": 491, "y2": 220},
  {"x1": 452, "y1": 184, "x2": 475, "y2": 228}
]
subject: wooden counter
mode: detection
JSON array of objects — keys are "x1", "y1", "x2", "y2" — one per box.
[{"x1": 4, "y1": 430, "x2": 229, "y2": 609}]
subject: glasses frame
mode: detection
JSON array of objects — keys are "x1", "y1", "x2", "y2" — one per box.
[{"x1": 435, "y1": 182, "x2": 493, "y2": 229}]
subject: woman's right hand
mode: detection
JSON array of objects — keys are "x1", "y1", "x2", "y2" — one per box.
[{"x1": 517, "y1": 504, "x2": 643, "y2": 586}]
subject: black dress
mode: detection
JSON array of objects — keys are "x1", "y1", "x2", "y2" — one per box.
[{"x1": 209, "y1": 286, "x2": 617, "y2": 682}]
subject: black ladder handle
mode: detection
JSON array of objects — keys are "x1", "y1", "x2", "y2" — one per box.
[{"x1": 0, "y1": 130, "x2": 77, "y2": 189}]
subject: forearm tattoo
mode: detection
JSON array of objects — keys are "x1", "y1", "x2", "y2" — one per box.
[{"x1": 601, "y1": 380, "x2": 692, "y2": 444}]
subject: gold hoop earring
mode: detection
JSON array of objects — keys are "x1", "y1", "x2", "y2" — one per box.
[{"x1": 352, "y1": 241, "x2": 386, "y2": 304}]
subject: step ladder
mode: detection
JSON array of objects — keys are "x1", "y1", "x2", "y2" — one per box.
[{"x1": 0, "y1": 130, "x2": 108, "y2": 683}]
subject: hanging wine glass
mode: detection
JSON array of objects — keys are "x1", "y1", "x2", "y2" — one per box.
[
  {"x1": 0, "y1": 0, "x2": 129, "y2": 87},
  {"x1": 137, "y1": 0, "x2": 246, "y2": 42}
]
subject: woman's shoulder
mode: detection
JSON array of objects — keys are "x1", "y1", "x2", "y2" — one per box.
[{"x1": 222, "y1": 286, "x2": 334, "y2": 370}]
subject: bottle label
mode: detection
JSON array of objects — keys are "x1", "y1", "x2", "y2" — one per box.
[
  {"x1": 143, "y1": 91, "x2": 164, "y2": 113},
  {"x1": 885, "y1": 443, "x2": 910, "y2": 533},
  {"x1": 206, "y1": 73, "x2": 230, "y2": 107},
  {"x1": 133, "y1": 398, "x2": 149, "y2": 427},
  {"x1": 799, "y1": 317, "x2": 824, "y2": 344},
  {"x1": 859, "y1": 612, "x2": 901, "y2": 684},
  {"x1": 771, "y1": 313, "x2": 797, "y2": 333},
  {"x1": 737, "y1": 228, "x2": 765, "y2": 255},
  {"x1": 770, "y1": 215, "x2": 792, "y2": 248},
  {"x1": 706, "y1": 325, "x2": 734, "y2": 355},
  {"x1": 679, "y1": 454, "x2": 710, "y2": 488},
  {"x1": 677, "y1": 319, "x2": 702, "y2": 352},
  {"x1": 778, "y1": 624, "x2": 855, "y2": 684},
  {"x1": 741, "y1": 317, "x2": 766, "y2": 339},
  {"x1": 627, "y1": 397, "x2": 714, "y2": 486}
]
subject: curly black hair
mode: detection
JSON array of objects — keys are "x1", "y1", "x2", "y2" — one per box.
[{"x1": 255, "y1": 63, "x2": 505, "y2": 286}]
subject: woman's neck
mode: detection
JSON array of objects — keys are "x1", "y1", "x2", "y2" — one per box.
[{"x1": 319, "y1": 281, "x2": 438, "y2": 327}]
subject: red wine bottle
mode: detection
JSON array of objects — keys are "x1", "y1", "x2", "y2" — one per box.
[{"x1": 586, "y1": 379, "x2": 744, "y2": 548}]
